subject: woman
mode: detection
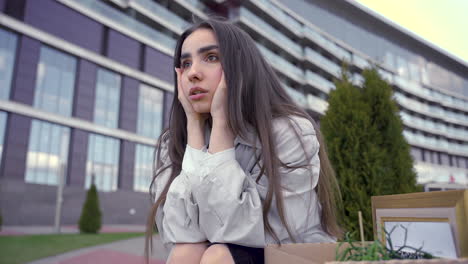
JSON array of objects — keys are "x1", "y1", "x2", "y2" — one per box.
[{"x1": 145, "y1": 18, "x2": 342, "y2": 264}]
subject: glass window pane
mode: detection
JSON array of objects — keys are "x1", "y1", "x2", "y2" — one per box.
[
  {"x1": 0, "y1": 29, "x2": 18, "y2": 100},
  {"x1": 93, "y1": 68, "x2": 121, "y2": 129},
  {"x1": 25, "y1": 120, "x2": 70, "y2": 186},
  {"x1": 137, "y1": 84, "x2": 163, "y2": 138},
  {"x1": 0, "y1": 112, "x2": 7, "y2": 165},
  {"x1": 134, "y1": 144, "x2": 155, "y2": 192},
  {"x1": 86, "y1": 133, "x2": 120, "y2": 192},
  {"x1": 34, "y1": 46, "x2": 76, "y2": 116}
]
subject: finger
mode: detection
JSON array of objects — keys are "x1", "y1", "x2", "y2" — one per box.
[
  {"x1": 218, "y1": 71, "x2": 226, "y2": 90},
  {"x1": 175, "y1": 68, "x2": 183, "y2": 95}
]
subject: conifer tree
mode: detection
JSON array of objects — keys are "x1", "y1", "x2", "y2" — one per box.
[
  {"x1": 361, "y1": 69, "x2": 418, "y2": 194},
  {"x1": 78, "y1": 176, "x2": 102, "y2": 234},
  {"x1": 321, "y1": 69, "x2": 417, "y2": 240}
]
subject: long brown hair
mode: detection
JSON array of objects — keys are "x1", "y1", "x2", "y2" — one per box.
[{"x1": 145, "y1": 18, "x2": 342, "y2": 260}]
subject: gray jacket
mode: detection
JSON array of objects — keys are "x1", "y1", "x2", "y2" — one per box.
[{"x1": 154, "y1": 115, "x2": 335, "y2": 248}]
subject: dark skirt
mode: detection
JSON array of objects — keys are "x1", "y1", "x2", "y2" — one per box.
[{"x1": 208, "y1": 243, "x2": 264, "y2": 264}]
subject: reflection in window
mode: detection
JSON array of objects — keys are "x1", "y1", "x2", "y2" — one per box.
[
  {"x1": 25, "y1": 120, "x2": 70, "y2": 185},
  {"x1": 408, "y1": 63, "x2": 420, "y2": 83},
  {"x1": 0, "y1": 112, "x2": 7, "y2": 164},
  {"x1": 0, "y1": 28, "x2": 18, "y2": 100},
  {"x1": 94, "y1": 68, "x2": 121, "y2": 128},
  {"x1": 137, "y1": 84, "x2": 163, "y2": 138},
  {"x1": 86, "y1": 133, "x2": 120, "y2": 191},
  {"x1": 34, "y1": 46, "x2": 76, "y2": 116},
  {"x1": 383, "y1": 51, "x2": 395, "y2": 71},
  {"x1": 134, "y1": 144, "x2": 155, "y2": 192},
  {"x1": 396, "y1": 56, "x2": 408, "y2": 78}
]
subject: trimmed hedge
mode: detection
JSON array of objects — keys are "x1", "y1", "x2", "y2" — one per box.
[{"x1": 78, "y1": 183, "x2": 102, "y2": 234}]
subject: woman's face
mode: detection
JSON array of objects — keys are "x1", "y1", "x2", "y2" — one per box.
[{"x1": 179, "y1": 28, "x2": 223, "y2": 114}]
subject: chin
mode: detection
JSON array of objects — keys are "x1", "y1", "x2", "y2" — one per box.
[{"x1": 192, "y1": 104, "x2": 211, "y2": 114}]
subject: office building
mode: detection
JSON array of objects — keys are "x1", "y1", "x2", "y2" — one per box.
[{"x1": 0, "y1": 0, "x2": 466, "y2": 225}]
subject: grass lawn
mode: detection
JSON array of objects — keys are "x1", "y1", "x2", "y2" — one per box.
[{"x1": 0, "y1": 232, "x2": 144, "y2": 264}]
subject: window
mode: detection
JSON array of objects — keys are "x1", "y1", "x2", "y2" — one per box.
[
  {"x1": 423, "y1": 149, "x2": 432, "y2": 163},
  {"x1": 134, "y1": 143, "x2": 155, "y2": 192},
  {"x1": 383, "y1": 51, "x2": 395, "y2": 71},
  {"x1": 137, "y1": 84, "x2": 163, "y2": 138},
  {"x1": 440, "y1": 153, "x2": 450, "y2": 166},
  {"x1": 86, "y1": 133, "x2": 120, "y2": 191},
  {"x1": 0, "y1": 111, "x2": 7, "y2": 164},
  {"x1": 94, "y1": 68, "x2": 121, "y2": 128},
  {"x1": 410, "y1": 147, "x2": 422, "y2": 161},
  {"x1": 396, "y1": 56, "x2": 408, "y2": 78},
  {"x1": 408, "y1": 63, "x2": 421, "y2": 83},
  {"x1": 25, "y1": 120, "x2": 70, "y2": 185},
  {"x1": 34, "y1": 46, "x2": 76, "y2": 116},
  {"x1": 0, "y1": 28, "x2": 17, "y2": 100}
]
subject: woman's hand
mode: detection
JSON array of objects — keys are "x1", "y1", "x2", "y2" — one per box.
[
  {"x1": 208, "y1": 72, "x2": 235, "y2": 153},
  {"x1": 175, "y1": 68, "x2": 209, "y2": 122},
  {"x1": 210, "y1": 72, "x2": 228, "y2": 123}
]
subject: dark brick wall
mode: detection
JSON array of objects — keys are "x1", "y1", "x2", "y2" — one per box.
[
  {"x1": 73, "y1": 59, "x2": 97, "y2": 121},
  {"x1": 67, "y1": 129, "x2": 89, "y2": 187},
  {"x1": 107, "y1": 29, "x2": 141, "y2": 69},
  {"x1": 0, "y1": 178, "x2": 150, "y2": 225},
  {"x1": 23, "y1": 0, "x2": 103, "y2": 54},
  {"x1": 118, "y1": 140, "x2": 135, "y2": 191},
  {"x1": 3, "y1": 0, "x2": 26, "y2": 20},
  {"x1": 144, "y1": 45, "x2": 174, "y2": 83},
  {"x1": 10, "y1": 35, "x2": 40, "y2": 105},
  {"x1": 0, "y1": 114, "x2": 31, "y2": 180},
  {"x1": 119, "y1": 76, "x2": 139, "y2": 133},
  {"x1": 0, "y1": 0, "x2": 6, "y2": 12}
]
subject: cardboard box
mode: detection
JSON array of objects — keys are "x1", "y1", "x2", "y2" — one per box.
[
  {"x1": 265, "y1": 243, "x2": 338, "y2": 264},
  {"x1": 265, "y1": 243, "x2": 468, "y2": 264}
]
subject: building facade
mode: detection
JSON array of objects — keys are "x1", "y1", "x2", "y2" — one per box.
[{"x1": 0, "y1": 0, "x2": 466, "y2": 225}]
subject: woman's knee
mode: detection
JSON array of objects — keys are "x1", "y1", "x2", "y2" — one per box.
[
  {"x1": 167, "y1": 243, "x2": 208, "y2": 264},
  {"x1": 200, "y1": 244, "x2": 235, "y2": 264}
]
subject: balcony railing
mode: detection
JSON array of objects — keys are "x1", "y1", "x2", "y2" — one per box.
[
  {"x1": 352, "y1": 73, "x2": 364, "y2": 86},
  {"x1": 303, "y1": 27, "x2": 351, "y2": 62},
  {"x1": 404, "y1": 131, "x2": 468, "y2": 155},
  {"x1": 61, "y1": 0, "x2": 176, "y2": 52},
  {"x1": 377, "y1": 68, "x2": 394, "y2": 84},
  {"x1": 252, "y1": 0, "x2": 303, "y2": 36},
  {"x1": 305, "y1": 47, "x2": 340, "y2": 78},
  {"x1": 307, "y1": 93, "x2": 328, "y2": 115},
  {"x1": 174, "y1": 0, "x2": 207, "y2": 19},
  {"x1": 239, "y1": 7, "x2": 302, "y2": 58},
  {"x1": 352, "y1": 54, "x2": 370, "y2": 69},
  {"x1": 283, "y1": 84, "x2": 308, "y2": 108},
  {"x1": 400, "y1": 112, "x2": 468, "y2": 141},
  {"x1": 257, "y1": 43, "x2": 304, "y2": 83},
  {"x1": 305, "y1": 70, "x2": 334, "y2": 94},
  {"x1": 130, "y1": 0, "x2": 190, "y2": 34}
]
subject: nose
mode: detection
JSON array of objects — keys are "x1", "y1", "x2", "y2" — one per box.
[{"x1": 187, "y1": 61, "x2": 203, "y2": 83}]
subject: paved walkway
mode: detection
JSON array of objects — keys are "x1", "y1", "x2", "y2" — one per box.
[{"x1": 1, "y1": 225, "x2": 169, "y2": 264}]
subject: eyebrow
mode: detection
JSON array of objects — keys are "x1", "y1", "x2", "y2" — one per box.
[{"x1": 180, "y1": 44, "x2": 219, "y2": 60}]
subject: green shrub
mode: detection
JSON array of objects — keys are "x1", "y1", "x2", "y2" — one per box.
[
  {"x1": 78, "y1": 183, "x2": 102, "y2": 233},
  {"x1": 321, "y1": 68, "x2": 418, "y2": 240}
]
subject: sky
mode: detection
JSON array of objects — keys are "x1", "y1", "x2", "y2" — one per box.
[{"x1": 355, "y1": 0, "x2": 468, "y2": 64}]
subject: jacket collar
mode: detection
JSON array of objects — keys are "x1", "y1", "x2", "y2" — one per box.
[{"x1": 204, "y1": 122, "x2": 262, "y2": 149}]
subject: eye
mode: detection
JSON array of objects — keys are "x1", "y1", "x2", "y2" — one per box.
[
  {"x1": 206, "y1": 54, "x2": 219, "y2": 62},
  {"x1": 181, "y1": 60, "x2": 192, "y2": 69}
]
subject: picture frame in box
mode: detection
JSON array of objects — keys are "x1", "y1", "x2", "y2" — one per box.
[{"x1": 371, "y1": 190, "x2": 467, "y2": 258}]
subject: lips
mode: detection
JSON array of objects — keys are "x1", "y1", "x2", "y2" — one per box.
[{"x1": 189, "y1": 87, "x2": 208, "y2": 100}]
